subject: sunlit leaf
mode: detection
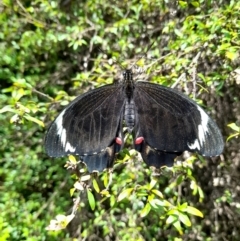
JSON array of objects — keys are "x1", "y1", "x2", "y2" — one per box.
[
  {"x1": 0, "y1": 105, "x2": 15, "y2": 114},
  {"x1": 46, "y1": 214, "x2": 74, "y2": 231},
  {"x1": 80, "y1": 175, "x2": 91, "y2": 181},
  {"x1": 149, "y1": 178, "x2": 157, "y2": 190},
  {"x1": 228, "y1": 123, "x2": 240, "y2": 132},
  {"x1": 166, "y1": 214, "x2": 177, "y2": 224},
  {"x1": 87, "y1": 189, "x2": 95, "y2": 210},
  {"x1": 140, "y1": 203, "x2": 151, "y2": 217},
  {"x1": 24, "y1": 114, "x2": 45, "y2": 127},
  {"x1": 173, "y1": 220, "x2": 183, "y2": 235},
  {"x1": 74, "y1": 181, "x2": 84, "y2": 191},
  {"x1": 151, "y1": 189, "x2": 163, "y2": 198},
  {"x1": 179, "y1": 213, "x2": 191, "y2": 227},
  {"x1": 92, "y1": 179, "x2": 100, "y2": 193},
  {"x1": 68, "y1": 155, "x2": 77, "y2": 164},
  {"x1": 70, "y1": 188, "x2": 75, "y2": 197},
  {"x1": 185, "y1": 206, "x2": 203, "y2": 217},
  {"x1": 117, "y1": 188, "x2": 134, "y2": 202}
]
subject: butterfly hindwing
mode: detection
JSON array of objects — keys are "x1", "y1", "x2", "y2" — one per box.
[{"x1": 133, "y1": 82, "x2": 224, "y2": 159}]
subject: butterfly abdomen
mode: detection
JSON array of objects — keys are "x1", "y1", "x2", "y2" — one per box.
[{"x1": 124, "y1": 98, "x2": 135, "y2": 133}]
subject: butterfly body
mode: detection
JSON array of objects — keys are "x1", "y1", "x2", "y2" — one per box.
[{"x1": 45, "y1": 69, "x2": 224, "y2": 172}]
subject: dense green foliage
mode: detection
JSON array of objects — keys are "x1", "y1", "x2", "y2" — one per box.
[{"x1": 1, "y1": 0, "x2": 240, "y2": 240}]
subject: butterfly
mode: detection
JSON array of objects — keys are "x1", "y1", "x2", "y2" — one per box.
[{"x1": 45, "y1": 69, "x2": 224, "y2": 172}]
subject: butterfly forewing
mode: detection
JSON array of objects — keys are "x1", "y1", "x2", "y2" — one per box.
[
  {"x1": 133, "y1": 81, "x2": 224, "y2": 156},
  {"x1": 45, "y1": 84, "x2": 125, "y2": 158}
]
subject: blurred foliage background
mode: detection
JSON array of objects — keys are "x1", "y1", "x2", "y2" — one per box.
[{"x1": 1, "y1": 0, "x2": 240, "y2": 240}]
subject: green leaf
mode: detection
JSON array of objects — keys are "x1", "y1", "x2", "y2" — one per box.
[
  {"x1": 163, "y1": 200, "x2": 172, "y2": 207},
  {"x1": 227, "y1": 133, "x2": 240, "y2": 141},
  {"x1": 117, "y1": 188, "x2": 134, "y2": 202},
  {"x1": 12, "y1": 88, "x2": 25, "y2": 101},
  {"x1": 103, "y1": 173, "x2": 109, "y2": 188},
  {"x1": 179, "y1": 1, "x2": 187, "y2": 8},
  {"x1": 87, "y1": 189, "x2": 96, "y2": 210},
  {"x1": 24, "y1": 114, "x2": 45, "y2": 127},
  {"x1": 173, "y1": 220, "x2": 183, "y2": 235},
  {"x1": 228, "y1": 123, "x2": 240, "y2": 132},
  {"x1": 46, "y1": 214, "x2": 75, "y2": 231},
  {"x1": 68, "y1": 155, "x2": 77, "y2": 164},
  {"x1": 149, "y1": 178, "x2": 157, "y2": 190},
  {"x1": 191, "y1": 1, "x2": 200, "y2": 7},
  {"x1": 166, "y1": 214, "x2": 177, "y2": 224},
  {"x1": 168, "y1": 209, "x2": 179, "y2": 216},
  {"x1": 178, "y1": 202, "x2": 188, "y2": 211},
  {"x1": 70, "y1": 188, "x2": 75, "y2": 197},
  {"x1": 140, "y1": 203, "x2": 151, "y2": 217},
  {"x1": 100, "y1": 189, "x2": 110, "y2": 197},
  {"x1": 92, "y1": 179, "x2": 100, "y2": 193},
  {"x1": 10, "y1": 114, "x2": 19, "y2": 124},
  {"x1": 226, "y1": 51, "x2": 238, "y2": 61},
  {"x1": 185, "y1": 206, "x2": 203, "y2": 217},
  {"x1": 151, "y1": 189, "x2": 163, "y2": 198},
  {"x1": 0, "y1": 105, "x2": 15, "y2": 114},
  {"x1": 179, "y1": 213, "x2": 191, "y2": 227},
  {"x1": 148, "y1": 199, "x2": 164, "y2": 209}
]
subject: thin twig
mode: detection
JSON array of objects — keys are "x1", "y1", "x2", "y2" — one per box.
[{"x1": 32, "y1": 88, "x2": 54, "y2": 101}]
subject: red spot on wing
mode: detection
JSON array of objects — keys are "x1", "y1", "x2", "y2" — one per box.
[
  {"x1": 135, "y1": 137, "x2": 144, "y2": 144},
  {"x1": 115, "y1": 137, "x2": 123, "y2": 145}
]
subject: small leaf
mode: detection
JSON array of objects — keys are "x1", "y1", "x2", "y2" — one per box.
[
  {"x1": 185, "y1": 206, "x2": 203, "y2": 217},
  {"x1": 173, "y1": 220, "x2": 183, "y2": 235},
  {"x1": 0, "y1": 105, "x2": 15, "y2": 114},
  {"x1": 179, "y1": 213, "x2": 191, "y2": 227},
  {"x1": 178, "y1": 202, "x2": 188, "y2": 211},
  {"x1": 198, "y1": 186, "x2": 204, "y2": 201},
  {"x1": 117, "y1": 188, "x2": 134, "y2": 202},
  {"x1": 140, "y1": 203, "x2": 151, "y2": 217},
  {"x1": 69, "y1": 155, "x2": 77, "y2": 164},
  {"x1": 24, "y1": 114, "x2": 45, "y2": 127},
  {"x1": 103, "y1": 173, "x2": 109, "y2": 188},
  {"x1": 46, "y1": 214, "x2": 74, "y2": 231},
  {"x1": 10, "y1": 114, "x2": 19, "y2": 124},
  {"x1": 74, "y1": 181, "x2": 84, "y2": 191},
  {"x1": 100, "y1": 189, "x2": 110, "y2": 197},
  {"x1": 179, "y1": 1, "x2": 187, "y2": 8},
  {"x1": 80, "y1": 175, "x2": 91, "y2": 181},
  {"x1": 92, "y1": 179, "x2": 100, "y2": 193},
  {"x1": 176, "y1": 175, "x2": 185, "y2": 185},
  {"x1": 226, "y1": 51, "x2": 237, "y2": 61},
  {"x1": 16, "y1": 103, "x2": 30, "y2": 113},
  {"x1": 163, "y1": 200, "x2": 172, "y2": 207},
  {"x1": 149, "y1": 199, "x2": 164, "y2": 209},
  {"x1": 227, "y1": 133, "x2": 240, "y2": 141},
  {"x1": 228, "y1": 123, "x2": 240, "y2": 132},
  {"x1": 12, "y1": 88, "x2": 25, "y2": 101},
  {"x1": 191, "y1": 1, "x2": 200, "y2": 7},
  {"x1": 168, "y1": 209, "x2": 179, "y2": 216},
  {"x1": 87, "y1": 189, "x2": 95, "y2": 210},
  {"x1": 149, "y1": 178, "x2": 157, "y2": 190},
  {"x1": 166, "y1": 214, "x2": 177, "y2": 224},
  {"x1": 70, "y1": 188, "x2": 75, "y2": 196},
  {"x1": 151, "y1": 189, "x2": 163, "y2": 198}
]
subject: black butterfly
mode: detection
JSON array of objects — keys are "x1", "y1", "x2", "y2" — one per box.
[{"x1": 45, "y1": 69, "x2": 224, "y2": 172}]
